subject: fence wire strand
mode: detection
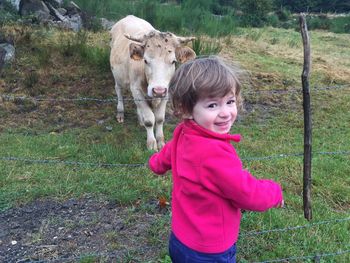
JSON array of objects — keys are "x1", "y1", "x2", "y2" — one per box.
[
  {"x1": 1, "y1": 84, "x2": 349, "y2": 104},
  {"x1": 253, "y1": 248, "x2": 350, "y2": 263},
  {"x1": 241, "y1": 216, "x2": 350, "y2": 237},
  {"x1": 0, "y1": 151, "x2": 349, "y2": 168}
]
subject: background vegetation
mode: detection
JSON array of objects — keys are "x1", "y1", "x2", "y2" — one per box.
[{"x1": 65, "y1": 0, "x2": 350, "y2": 35}]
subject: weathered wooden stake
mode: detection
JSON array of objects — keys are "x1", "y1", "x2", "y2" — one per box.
[{"x1": 300, "y1": 14, "x2": 312, "y2": 221}]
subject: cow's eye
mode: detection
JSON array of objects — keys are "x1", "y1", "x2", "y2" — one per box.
[
  {"x1": 144, "y1": 59, "x2": 148, "y2": 65},
  {"x1": 172, "y1": 60, "x2": 177, "y2": 64}
]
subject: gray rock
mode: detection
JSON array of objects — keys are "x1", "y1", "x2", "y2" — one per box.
[
  {"x1": 100, "y1": 17, "x2": 115, "y2": 30},
  {"x1": 43, "y1": 0, "x2": 63, "y2": 8},
  {"x1": 57, "y1": 7, "x2": 67, "y2": 16},
  {"x1": 7, "y1": 0, "x2": 21, "y2": 11},
  {"x1": 20, "y1": 0, "x2": 51, "y2": 21},
  {"x1": 0, "y1": 43, "x2": 15, "y2": 62},
  {"x1": 0, "y1": 47, "x2": 6, "y2": 72}
]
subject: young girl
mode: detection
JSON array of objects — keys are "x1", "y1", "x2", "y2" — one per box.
[{"x1": 149, "y1": 56, "x2": 284, "y2": 262}]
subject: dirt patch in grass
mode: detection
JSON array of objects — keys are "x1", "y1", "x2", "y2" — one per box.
[{"x1": 0, "y1": 197, "x2": 170, "y2": 262}]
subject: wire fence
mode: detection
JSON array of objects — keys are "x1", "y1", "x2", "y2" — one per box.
[
  {"x1": 1, "y1": 83, "x2": 349, "y2": 262},
  {"x1": 253, "y1": 248, "x2": 350, "y2": 263},
  {"x1": 240, "y1": 216, "x2": 350, "y2": 237},
  {"x1": 1, "y1": 84, "x2": 349, "y2": 104},
  {"x1": 0, "y1": 150, "x2": 349, "y2": 169}
]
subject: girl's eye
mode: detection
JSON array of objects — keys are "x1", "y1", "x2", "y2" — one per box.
[
  {"x1": 207, "y1": 103, "x2": 217, "y2": 108},
  {"x1": 227, "y1": 99, "x2": 236, "y2": 104}
]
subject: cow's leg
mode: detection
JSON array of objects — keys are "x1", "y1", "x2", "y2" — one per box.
[
  {"x1": 136, "y1": 107, "x2": 144, "y2": 126},
  {"x1": 154, "y1": 99, "x2": 167, "y2": 150},
  {"x1": 130, "y1": 88, "x2": 157, "y2": 151},
  {"x1": 114, "y1": 82, "x2": 124, "y2": 123},
  {"x1": 111, "y1": 68, "x2": 124, "y2": 123}
]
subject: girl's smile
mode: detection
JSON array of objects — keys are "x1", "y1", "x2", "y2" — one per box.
[{"x1": 191, "y1": 92, "x2": 237, "y2": 134}]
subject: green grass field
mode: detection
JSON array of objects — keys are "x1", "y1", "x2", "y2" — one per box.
[{"x1": 0, "y1": 23, "x2": 349, "y2": 262}]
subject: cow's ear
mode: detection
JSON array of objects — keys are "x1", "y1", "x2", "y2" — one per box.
[
  {"x1": 129, "y1": 43, "x2": 145, "y2": 61},
  {"x1": 175, "y1": 47, "x2": 196, "y2": 64}
]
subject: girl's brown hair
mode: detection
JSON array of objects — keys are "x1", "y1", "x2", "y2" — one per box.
[{"x1": 169, "y1": 56, "x2": 244, "y2": 118}]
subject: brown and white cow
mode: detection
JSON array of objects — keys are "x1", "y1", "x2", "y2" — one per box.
[{"x1": 110, "y1": 15, "x2": 196, "y2": 151}]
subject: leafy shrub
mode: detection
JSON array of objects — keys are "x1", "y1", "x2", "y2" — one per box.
[
  {"x1": 307, "y1": 16, "x2": 331, "y2": 30},
  {"x1": 237, "y1": 0, "x2": 274, "y2": 27},
  {"x1": 135, "y1": 0, "x2": 157, "y2": 26},
  {"x1": 266, "y1": 14, "x2": 280, "y2": 27},
  {"x1": 155, "y1": 4, "x2": 183, "y2": 32},
  {"x1": 181, "y1": 5, "x2": 208, "y2": 33},
  {"x1": 330, "y1": 16, "x2": 350, "y2": 34},
  {"x1": 275, "y1": 8, "x2": 291, "y2": 22}
]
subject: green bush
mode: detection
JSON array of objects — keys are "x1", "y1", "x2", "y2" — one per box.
[
  {"x1": 155, "y1": 5, "x2": 183, "y2": 33},
  {"x1": 266, "y1": 14, "x2": 280, "y2": 27},
  {"x1": 330, "y1": 16, "x2": 350, "y2": 34},
  {"x1": 237, "y1": 0, "x2": 274, "y2": 27},
  {"x1": 181, "y1": 5, "x2": 209, "y2": 33},
  {"x1": 275, "y1": 8, "x2": 291, "y2": 22},
  {"x1": 307, "y1": 16, "x2": 331, "y2": 30},
  {"x1": 135, "y1": 0, "x2": 158, "y2": 26}
]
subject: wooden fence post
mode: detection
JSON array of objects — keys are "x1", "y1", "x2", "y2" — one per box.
[{"x1": 300, "y1": 13, "x2": 312, "y2": 221}]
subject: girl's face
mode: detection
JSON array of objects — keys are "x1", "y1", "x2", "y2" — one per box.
[{"x1": 191, "y1": 91, "x2": 237, "y2": 134}]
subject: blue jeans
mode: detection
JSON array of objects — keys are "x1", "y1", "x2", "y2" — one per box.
[{"x1": 169, "y1": 232, "x2": 236, "y2": 263}]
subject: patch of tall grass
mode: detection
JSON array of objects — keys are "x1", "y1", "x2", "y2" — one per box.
[
  {"x1": 57, "y1": 31, "x2": 110, "y2": 72},
  {"x1": 191, "y1": 37, "x2": 222, "y2": 57}
]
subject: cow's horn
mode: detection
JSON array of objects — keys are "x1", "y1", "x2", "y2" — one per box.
[
  {"x1": 124, "y1": 34, "x2": 144, "y2": 43},
  {"x1": 177, "y1": 36, "x2": 196, "y2": 44}
]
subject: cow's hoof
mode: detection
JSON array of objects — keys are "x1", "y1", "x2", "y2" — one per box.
[
  {"x1": 147, "y1": 140, "x2": 158, "y2": 151},
  {"x1": 116, "y1": 114, "x2": 124, "y2": 123}
]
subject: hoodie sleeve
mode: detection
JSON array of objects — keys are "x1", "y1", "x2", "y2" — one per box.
[
  {"x1": 148, "y1": 140, "x2": 173, "y2": 175},
  {"x1": 200, "y1": 143, "x2": 283, "y2": 212}
]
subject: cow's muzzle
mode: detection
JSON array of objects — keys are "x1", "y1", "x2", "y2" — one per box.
[{"x1": 152, "y1": 87, "x2": 167, "y2": 98}]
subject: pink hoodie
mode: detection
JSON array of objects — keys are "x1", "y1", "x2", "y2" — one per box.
[{"x1": 149, "y1": 120, "x2": 283, "y2": 253}]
